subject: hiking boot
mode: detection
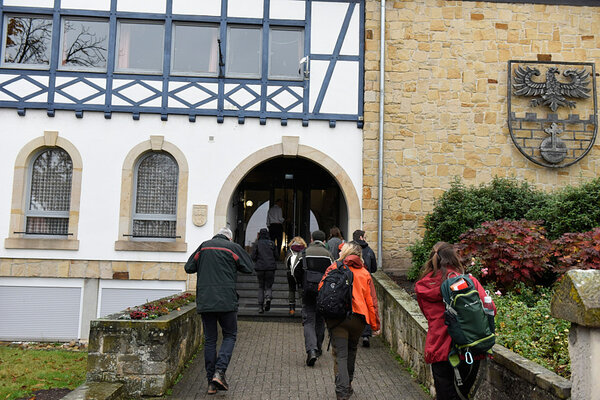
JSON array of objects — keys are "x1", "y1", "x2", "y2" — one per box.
[
  {"x1": 306, "y1": 349, "x2": 318, "y2": 366},
  {"x1": 265, "y1": 298, "x2": 271, "y2": 312},
  {"x1": 258, "y1": 305, "x2": 264, "y2": 314},
  {"x1": 362, "y1": 337, "x2": 370, "y2": 348},
  {"x1": 289, "y1": 308, "x2": 295, "y2": 316},
  {"x1": 212, "y1": 369, "x2": 228, "y2": 391},
  {"x1": 316, "y1": 349, "x2": 322, "y2": 357},
  {"x1": 207, "y1": 382, "x2": 217, "y2": 395}
]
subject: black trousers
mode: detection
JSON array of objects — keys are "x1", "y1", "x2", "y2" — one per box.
[
  {"x1": 268, "y1": 223, "x2": 283, "y2": 257},
  {"x1": 431, "y1": 360, "x2": 480, "y2": 400},
  {"x1": 256, "y1": 270, "x2": 275, "y2": 306}
]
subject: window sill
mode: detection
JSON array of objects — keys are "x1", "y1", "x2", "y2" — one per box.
[
  {"x1": 5, "y1": 237, "x2": 79, "y2": 250},
  {"x1": 114, "y1": 240, "x2": 187, "y2": 252}
]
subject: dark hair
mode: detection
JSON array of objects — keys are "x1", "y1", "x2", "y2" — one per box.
[
  {"x1": 329, "y1": 226, "x2": 342, "y2": 239},
  {"x1": 352, "y1": 229, "x2": 365, "y2": 241},
  {"x1": 311, "y1": 230, "x2": 326, "y2": 242},
  {"x1": 419, "y1": 241, "x2": 464, "y2": 280}
]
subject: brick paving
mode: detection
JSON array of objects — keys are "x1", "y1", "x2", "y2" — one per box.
[{"x1": 168, "y1": 319, "x2": 430, "y2": 400}]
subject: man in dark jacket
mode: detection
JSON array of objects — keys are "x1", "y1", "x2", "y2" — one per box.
[
  {"x1": 185, "y1": 227, "x2": 254, "y2": 395},
  {"x1": 251, "y1": 228, "x2": 278, "y2": 313},
  {"x1": 352, "y1": 229, "x2": 378, "y2": 347},
  {"x1": 294, "y1": 230, "x2": 334, "y2": 366}
]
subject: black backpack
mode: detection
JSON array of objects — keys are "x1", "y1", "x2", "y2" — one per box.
[
  {"x1": 316, "y1": 261, "x2": 354, "y2": 319},
  {"x1": 300, "y1": 250, "x2": 330, "y2": 296}
]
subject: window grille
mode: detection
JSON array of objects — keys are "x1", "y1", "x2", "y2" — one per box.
[
  {"x1": 26, "y1": 148, "x2": 73, "y2": 236},
  {"x1": 132, "y1": 152, "x2": 178, "y2": 239}
]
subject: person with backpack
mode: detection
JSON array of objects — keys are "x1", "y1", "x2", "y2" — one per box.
[
  {"x1": 284, "y1": 236, "x2": 307, "y2": 316},
  {"x1": 294, "y1": 230, "x2": 334, "y2": 366},
  {"x1": 251, "y1": 228, "x2": 279, "y2": 314},
  {"x1": 318, "y1": 241, "x2": 381, "y2": 400},
  {"x1": 415, "y1": 242, "x2": 496, "y2": 400},
  {"x1": 352, "y1": 229, "x2": 377, "y2": 347}
]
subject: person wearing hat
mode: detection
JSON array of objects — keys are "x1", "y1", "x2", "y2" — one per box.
[
  {"x1": 251, "y1": 227, "x2": 279, "y2": 313},
  {"x1": 185, "y1": 227, "x2": 255, "y2": 395}
]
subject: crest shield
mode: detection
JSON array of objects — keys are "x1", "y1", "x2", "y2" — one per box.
[
  {"x1": 192, "y1": 205, "x2": 207, "y2": 227},
  {"x1": 508, "y1": 60, "x2": 597, "y2": 168}
]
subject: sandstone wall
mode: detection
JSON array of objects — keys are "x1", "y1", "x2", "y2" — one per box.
[{"x1": 364, "y1": 0, "x2": 600, "y2": 273}]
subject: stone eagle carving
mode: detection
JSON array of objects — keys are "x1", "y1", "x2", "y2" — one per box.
[{"x1": 513, "y1": 66, "x2": 591, "y2": 112}]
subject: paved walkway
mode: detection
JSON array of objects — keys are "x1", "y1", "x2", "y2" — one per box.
[{"x1": 168, "y1": 319, "x2": 430, "y2": 400}]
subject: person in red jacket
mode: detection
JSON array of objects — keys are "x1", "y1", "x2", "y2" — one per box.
[
  {"x1": 415, "y1": 242, "x2": 496, "y2": 400},
  {"x1": 319, "y1": 241, "x2": 381, "y2": 400}
]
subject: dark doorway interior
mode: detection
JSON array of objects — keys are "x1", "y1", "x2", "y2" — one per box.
[{"x1": 231, "y1": 157, "x2": 347, "y2": 253}]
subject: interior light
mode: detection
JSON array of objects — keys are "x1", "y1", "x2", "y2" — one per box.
[
  {"x1": 285, "y1": 174, "x2": 294, "y2": 180},
  {"x1": 245, "y1": 200, "x2": 253, "y2": 207}
]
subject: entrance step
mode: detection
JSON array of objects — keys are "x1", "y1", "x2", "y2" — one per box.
[{"x1": 236, "y1": 262, "x2": 302, "y2": 318}]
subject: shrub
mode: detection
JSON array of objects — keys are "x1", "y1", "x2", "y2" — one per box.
[
  {"x1": 456, "y1": 220, "x2": 553, "y2": 288},
  {"x1": 407, "y1": 177, "x2": 548, "y2": 280},
  {"x1": 526, "y1": 177, "x2": 600, "y2": 240},
  {"x1": 552, "y1": 228, "x2": 600, "y2": 273},
  {"x1": 127, "y1": 292, "x2": 195, "y2": 320},
  {"x1": 493, "y1": 283, "x2": 570, "y2": 378}
]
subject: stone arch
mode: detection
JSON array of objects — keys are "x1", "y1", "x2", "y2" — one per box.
[
  {"x1": 5, "y1": 130, "x2": 82, "y2": 250},
  {"x1": 214, "y1": 136, "x2": 361, "y2": 235}
]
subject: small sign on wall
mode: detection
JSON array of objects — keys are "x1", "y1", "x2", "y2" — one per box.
[{"x1": 192, "y1": 205, "x2": 208, "y2": 227}]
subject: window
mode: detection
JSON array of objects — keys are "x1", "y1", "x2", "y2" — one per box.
[
  {"x1": 132, "y1": 152, "x2": 178, "y2": 240},
  {"x1": 60, "y1": 18, "x2": 109, "y2": 71},
  {"x1": 26, "y1": 148, "x2": 73, "y2": 236},
  {"x1": 2, "y1": 15, "x2": 53, "y2": 68},
  {"x1": 269, "y1": 28, "x2": 303, "y2": 80},
  {"x1": 171, "y1": 23, "x2": 219, "y2": 76},
  {"x1": 116, "y1": 21, "x2": 164, "y2": 73},
  {"x1": 226, "y1": 26, "x2": 262, "y2": 78}
]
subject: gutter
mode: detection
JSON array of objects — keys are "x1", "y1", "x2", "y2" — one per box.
[{"x1": 377, "y1": 0, "x2": 385, "y2": 270}]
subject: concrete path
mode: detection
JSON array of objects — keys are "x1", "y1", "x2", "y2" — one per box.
[{"x1": 168, "y1": 319, "x2": 430, "y2": 400}]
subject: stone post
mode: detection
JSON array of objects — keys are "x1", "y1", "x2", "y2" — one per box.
[{"x1": 551, "y1": 269, "x2": 600, "y2": 400}]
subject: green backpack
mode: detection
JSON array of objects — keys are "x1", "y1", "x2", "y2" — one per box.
[{"x1": 441, "y1": 273, "x2": 495, "y2": 388}]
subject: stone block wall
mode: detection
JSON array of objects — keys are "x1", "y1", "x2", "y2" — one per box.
[
  {"x1": 364, "y1": 0, "x2": 600, "y2": 273},
  {"x1": 373, "y1": 272, "x2": 571, "y2": 399},
  {"x1": 87, "y1": 301, "x2": 202, "y2": 397}
]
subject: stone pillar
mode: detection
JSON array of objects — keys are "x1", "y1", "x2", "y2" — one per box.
[{"x1": 551, "y1": 269, "x2": 600, "y2": 400}]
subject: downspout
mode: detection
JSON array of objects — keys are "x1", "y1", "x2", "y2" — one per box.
[{"x1": 377, "y1": 0, "x2": 385, "y2": 270}]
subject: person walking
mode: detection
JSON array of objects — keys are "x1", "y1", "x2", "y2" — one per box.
[
  {"x1": 184, "y1": 227, "x2": 255, "y2": 395},
  {"x1": 284, "y1": 235, "x2": 307, "y2": 316},
  {"x1": 352, "y1": 229, "x2": 378, "y2": 347},
  {"x1": 327, "y1": 226, "x2": 344, "y2": 260},
  {"x1": 266, "y1": 199, "x2": 285, "y2": 259},
  {"x1": 319, "y1": 241, "x2": 381, "y2": 400},
  {"x1": 251, "y1": 227, "x2": 278, "y2": 313},
  {"x1": 294, "y1": 230, "x2": 334, "y2": 366},
  {"x1": 415, "y1": 242, "x2": 495, "y2": 400}
]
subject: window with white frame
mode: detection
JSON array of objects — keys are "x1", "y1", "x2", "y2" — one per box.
[
  {"x1": 226, "y1": 26, "x2": 262, "y2": 78},
  {"x1": 116, "y1": 21, "x2": 164, "y2": 73},
  {"x1": 60, "y1": 18, "x2": 109, "y2": 71},
  {"x1": 171, "y1": 23, "x2": 219, "y2": 76},
  {"x1": 132, "y1": 152, "x2": 178, "y2": 240},
  {"x1": 2, "y1": 15, "x2": 53, "y2": 68},
  {"x1": 26, "y1": 148, "x2": 73, "y2": 236},
  {"x1": 269, "y1": 28, "x2": 303, "y2": 80}
]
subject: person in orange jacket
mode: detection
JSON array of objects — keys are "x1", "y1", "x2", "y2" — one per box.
[
  {"x1": 415, "y1": 242, "x2": 496, "y2": 400},
  {"x1": 319, "y1": 241, "x2": 381, "y2": 400}
]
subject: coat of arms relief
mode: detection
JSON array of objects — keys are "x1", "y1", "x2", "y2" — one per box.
[{"x1": 508, "y1": 61, "x2": 597, "y2": 168}]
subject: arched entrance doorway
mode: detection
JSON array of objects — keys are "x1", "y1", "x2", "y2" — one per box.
[
  {"x1": 213, "y1": 137, "x2": 362, "y2": 251},
  {"x1": 233, "y1": 157, "x2": 348, "y2": 249}
]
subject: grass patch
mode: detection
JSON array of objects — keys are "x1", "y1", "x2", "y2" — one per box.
[{"x1": 0, "y1": 345, "x2": 87, "y2": 400}]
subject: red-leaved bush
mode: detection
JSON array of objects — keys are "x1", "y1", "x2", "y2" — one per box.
[
  {"x1": 552, "y1": 228, "x2": 600, "y2": 273},
  {"x1": 456, "y1": 219, "x2": 553, "y2": 288}
]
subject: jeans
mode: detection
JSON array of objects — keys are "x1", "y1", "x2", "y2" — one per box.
[
  {"x1": 256, "y1": 270, "x2": 275, "y2": 306},
  {"x1": 301, "y1": 295, "x2": 325, "y2": 353},
  {"x1": 328, "y1": 314, "x2": 366, "y2": 398},
  {"x1": 431, "y1": 359, "x2": 480, "y2": 400},
  {"x1": 201, "y1": 311, "x2": 238, "y2": 382}
]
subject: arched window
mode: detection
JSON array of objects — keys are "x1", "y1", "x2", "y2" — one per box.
[
  {"x1": 132, "y1": 152, "x2": 178, "y2": 240},
  {"x1": 26, "y1": 148, "x2": 73, "y2": 236}
]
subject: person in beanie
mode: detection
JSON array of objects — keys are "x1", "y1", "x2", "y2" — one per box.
[
  {"x1": 294, "y1": 230, "x2": 334, "y2": 366},
  {"x1": 352, "y1": 229, "x2": 377, "y2": 347},
  {"x1": 185, "y1": 227, "x2": 255, "y2": 395},
  {"x1": 251, "y1": 227, "x2": 278, "y2": 313}
]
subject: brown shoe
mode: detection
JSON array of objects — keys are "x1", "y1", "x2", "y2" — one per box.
[{"x1": 207, "y1": 382, "x2": 217, "y2": 395}]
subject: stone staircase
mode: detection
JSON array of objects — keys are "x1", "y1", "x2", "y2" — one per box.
[{"x1": 236, "y1": 262, "x2": 302, "y2": 318}]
